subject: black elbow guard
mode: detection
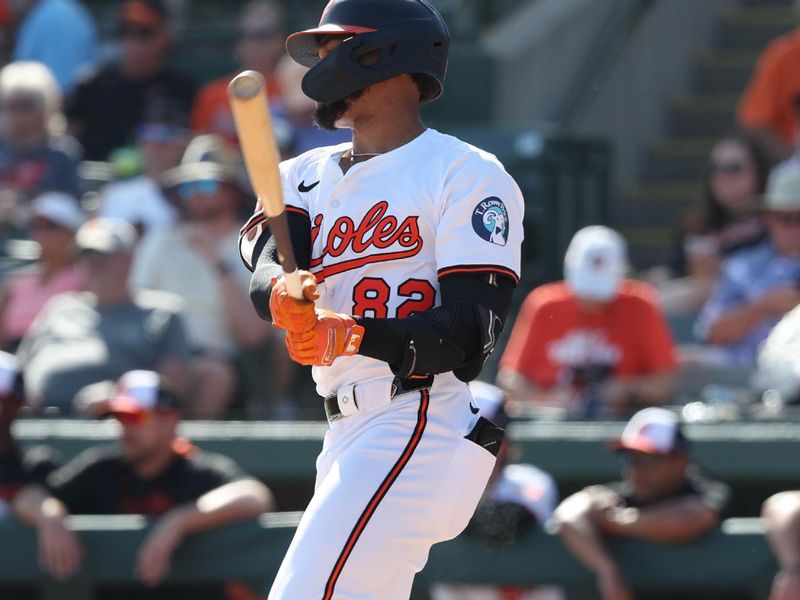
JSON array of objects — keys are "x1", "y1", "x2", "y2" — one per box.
[{"x1": 392, "y1": 303, "x2": 503, "y2": 381}]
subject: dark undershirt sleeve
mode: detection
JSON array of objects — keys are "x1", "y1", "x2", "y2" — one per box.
[
  {"x1": 356, "y1": 273, "x2": 515, "y2": 379},
  {"x1": 249, "y1": 212, "x2": 312, "y2": 321}
]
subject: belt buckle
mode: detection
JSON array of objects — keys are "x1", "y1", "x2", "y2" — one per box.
[{"x1": 336, "y1": 384, "x2": 359, "y2": 418}]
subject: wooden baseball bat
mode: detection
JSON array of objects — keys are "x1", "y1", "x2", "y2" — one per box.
[{"x1": 228, "y1": 70, "x2": 304, "y2": 300}]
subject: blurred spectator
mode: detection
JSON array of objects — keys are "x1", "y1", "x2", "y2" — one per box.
[
  {"x1": 655, "y1": 134, "x2": 768, "y2": 315},
  {"x1": 0, "y1": 192, "x2": 85, "y2": 350},
  {"x1": 11, "y1": 0, "x2": 98, "y2": 93},
  {"x1": 695, "y1": 166, "x2": 800, "y2": 366},
  {"x1": 0, "y1": 352, "x2": 59, "y2": 517},
  {"x1": 190, "y1": 1, "x2": 285, "y2": 144},
  {"x1": 67, "y1": 0, "x2": 196, "y2": 161},
  {"x1": 0, "y1": 61, "x2": 81, "y2": 203},
  {"x1": 737, "y1": 0, "x2": 800, "y2": 161},
  {"x1": 13, "y1": 369, "x2": 273, "y2": 598},
  {"x1": 431, "y1": 381, "x2": 563, "y2": 600},
  {"x1": 0, "y1": 351, "x2": 59, "y2": 600},
  {"x1": 274, "y1": 54, "x2": 352, "y2": 158},
  {"x1": 99, "y1": 102, "x2": 188, "y2": 234},
  {"x1": 498, "y1": 226, "x2": 676, "y2": 419},
  {"x1": 555, "y1": 408, "x2": 729, "y2": 600},
  {"x1": 757, "y1": 304, "x2": 800, "y2": 406},
  {"x1": 132, "y1": 135, "x2": 279, "y2": 419},
  {"x1": 16, "y1": 218, "x2": 190, "y2": 413},
  {"x1": 763, "y1": 490, "x2": 800, "y2": 600}
]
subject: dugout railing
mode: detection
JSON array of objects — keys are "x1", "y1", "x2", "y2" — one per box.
[{"x1": 0, "y1": 515, "x2": 776, "y2": 600}]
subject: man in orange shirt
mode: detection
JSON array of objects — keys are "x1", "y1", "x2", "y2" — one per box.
[
  {"x1": 737, "y1": 1, "x2": 800, "y2": 160},
  {"x1": 190, "y1": 1, "x2": 285, "y2": 144},
  {"x1": 498, "y1": 226, "x2": 676, "y2": 418}
]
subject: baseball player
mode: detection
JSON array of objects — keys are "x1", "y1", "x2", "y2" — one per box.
[{"x1": 239, "y1": 1, "x2": 524, "y2": 598}]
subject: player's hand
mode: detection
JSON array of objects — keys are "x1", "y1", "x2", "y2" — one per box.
[
  {"x1": 285, "y1": 309, "x2": 365, "y2": 366},
  {"x1": 268, "y1": 271, "x2": 319, "y2": 332},
  {"x1": 135, "y1": 509, "x2": 187, "y2": 587},
  {"x1": 39, "y1": 515, "x2": 83, "y2": 580}
]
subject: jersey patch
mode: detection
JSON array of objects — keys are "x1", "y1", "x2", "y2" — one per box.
[{"x1": 472, "y1": 197, "x2": 509, "y2": 247}]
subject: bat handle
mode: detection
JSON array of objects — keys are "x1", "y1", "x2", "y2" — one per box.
[{"x1": 283, "y1": 269, "x2": 305, "y2": 301}]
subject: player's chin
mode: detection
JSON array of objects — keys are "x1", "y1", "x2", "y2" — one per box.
[
  {"x1": 313, "y1": 101, "x2": 348, "y2": 131},
  {"x1": 312, "y1": 88, "x2": 366, "y2": 131}
]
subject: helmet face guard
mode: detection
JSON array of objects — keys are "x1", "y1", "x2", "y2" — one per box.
[{"x1": 286, "y1": 0, "x2": 451, "y2": 105}]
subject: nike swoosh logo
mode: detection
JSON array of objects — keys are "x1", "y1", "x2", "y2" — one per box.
[
  {"x1": 298, "y1": 180, "x2": 320, "y2": 193},
  {"x1": 469, "y1": 403, "x2": 480, "y2": 415}
]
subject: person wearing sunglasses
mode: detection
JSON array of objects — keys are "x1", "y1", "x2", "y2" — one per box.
[
  {"x1": 696, "y1": 165, "x2": 800, "y2": 368},
  {"x1": 555, "y1": 408, "x2": 730, "y2": 600},
  {"x1": 66, "y1": 0, "x2": 196, "y2": 161},
  {"x1": 190, "y1": 1, "x2": 286, "y2": 145},
  {"x1": 655, "y1": 134, "x2": 769, "y2": 316},
  {"x1": 13, "y1": 369, "x2": 273, "y2": 598},
  {"x1": 132, "y1": 135, "x2": 283, "y2": 419}
]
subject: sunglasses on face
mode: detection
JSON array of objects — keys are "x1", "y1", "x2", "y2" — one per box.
[
  {"x1": 709, "y1": 161, "x2": 747, "y2": 175},
  {"x1": 119, "y1": 24, "x2": 158, "y2": 41},
  {"x1": 766, "y1": 211, "x2": 800, "y2": 226},
  {"x1": 29, "y1": 218, "x2": 62, "y2": 232},
  {"x1": 177, "y1": 179, "x2": 221, "y2": 201}
]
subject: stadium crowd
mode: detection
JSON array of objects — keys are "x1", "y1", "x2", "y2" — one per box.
[{"x1": 0, "y1": 0, "x2": 797, "y2": 599}]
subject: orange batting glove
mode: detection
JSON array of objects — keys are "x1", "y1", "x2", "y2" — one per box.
[
  {"x1": 285, "y1": 309, "x2": 365, "y2": 366},
  {"x1": 269, "y1": 271, "x2": 319, "y2": 332}
]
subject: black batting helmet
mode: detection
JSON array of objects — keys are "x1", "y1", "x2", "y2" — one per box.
[{"x1": 286, "y1": 0, "x2": 451, "y2": 105}]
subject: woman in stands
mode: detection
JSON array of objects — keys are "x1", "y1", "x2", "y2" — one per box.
[{"x1": 655, "y1": 133, "x2": 769, "y2": 315}]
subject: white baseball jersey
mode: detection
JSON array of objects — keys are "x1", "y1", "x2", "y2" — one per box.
[
  {"x1": 240, "y1": 128, "x2": 524, "y2": 396},
  {"x1": 241, "y1": 128, "x2": 524, "y2": 599}
]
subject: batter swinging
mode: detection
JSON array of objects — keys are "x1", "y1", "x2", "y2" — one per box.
[{"x1": 240, "y1": 1, "x2": 525, "y2": 597}]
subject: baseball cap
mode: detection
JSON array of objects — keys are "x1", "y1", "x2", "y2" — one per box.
[
  {"x1": 75, "y1": 218, "x2": 137, "y2": 255},
  {"x1": 761, "y1": 164, "x2": 800, "y2": 212},
  {"x1": 161, "y1": 134, "x2": 240, "y2": 190},
  {"x1": 30, "y1": 192, "x2": 85, "y2": 232},
  {"x1": 469, "y1": 381, "x2": 509, "y2": 429},
  {"x1": 108, "y1": 370, "x2": 180, "y2": 418},
  {"x1": 119, "y1": 0, "x2": 168, "y2": 29},
  {"x1": 564, "y1": 226, "x2": 627, "y2": 302},
  {"x1": 609, "y1": 407, "x2": 689, "y2": 455}
]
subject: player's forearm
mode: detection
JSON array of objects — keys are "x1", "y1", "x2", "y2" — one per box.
[
  {"x1": 13, "y1": 485, "x2": 69, "y2": 528},
  {"x1": 611, "y1": 500, "x2": 718, "y2": 542},
  {"x1": 763, "y1": 492, "x2": 800, "y2": 570},
  {"x1": 170, "y1": 480, "x2": 273, "y2": 535}
]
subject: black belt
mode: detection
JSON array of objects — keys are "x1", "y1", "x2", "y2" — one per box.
[{"x1": 324, "y1": 375, "x2": 434, "y2": 421}]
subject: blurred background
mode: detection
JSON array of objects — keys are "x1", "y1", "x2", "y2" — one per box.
[{"x1": 0, "y1": 0, "x2": 799, "y2": 599}]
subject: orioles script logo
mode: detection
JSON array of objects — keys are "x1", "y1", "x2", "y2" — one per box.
[{"x1": 310, "y1": 201, "x2": 423, "y2": 279}]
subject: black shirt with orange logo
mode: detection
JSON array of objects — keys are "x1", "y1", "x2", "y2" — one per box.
[{"x1": 45, "y1": 445, "x2": 244, "y2": 516}]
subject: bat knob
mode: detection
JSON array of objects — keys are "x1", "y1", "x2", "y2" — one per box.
[{"x1": 229, "y1": 70, "x2": 265, "y2": 100}]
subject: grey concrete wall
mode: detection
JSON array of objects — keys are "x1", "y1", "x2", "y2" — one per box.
[
  {"x1": 485, "y1": 0, "x2": 617, "y2": 126},
  {"x1": 572, "y1": 0, "x2": 739, "y2": 189},
  {"x1": 486, "y1": 0, "x2": 739, "y2": 189}
]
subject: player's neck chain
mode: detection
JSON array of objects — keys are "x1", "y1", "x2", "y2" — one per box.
[{"x1": 349, "y1": 151, "x2": 383, "y2": 163}]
